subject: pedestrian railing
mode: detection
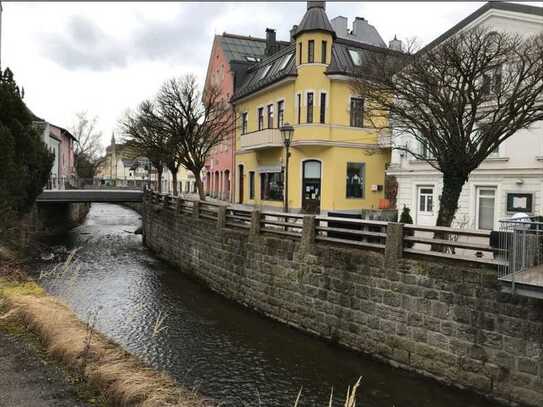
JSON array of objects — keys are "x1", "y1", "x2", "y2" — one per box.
[
  {"x1": 144, "y1": 190, "x2": 502, "y2": 267},
  {"x1": 260, "y1": 212, "x2": 304, "y2": 238},
  {"x1": 315, "y1": 216, "x2": 388, "y2": 250},
  {"x1": 496, "y1": 217, "x2": 543, "y2": 298},
  {"x1": 402, "y1": 224, "x2": 499, "y2": 265},
  {"x1": 225, "y1": 208, "x2": 251, "y2": 230}
]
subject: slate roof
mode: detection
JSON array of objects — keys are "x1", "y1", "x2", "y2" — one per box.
[
  {"x1": 217, "y1": 33, "x2": 290, "y2": 64},
  {"x1": 327, "y1": 38, "x2": 402, "y2": 76},
  {"x1": 294, "y1": 1, "x2": 336, "y2": 39},
  {"x1": 420, "y1": 2, "x2": 543, "y2": 52},
  {"x1": 218, "y1": 34, "x2": 266, "y2": 63},
  {"x1": 232, "y1": 45, "x2": 297, "y2": 101},
  {"x1": 232, "y1": 37, "x2": 401, "y2": 101}
]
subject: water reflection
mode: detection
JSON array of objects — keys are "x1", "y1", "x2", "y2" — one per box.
[{"x1": 35, "y1": 203, "x2": 495, "y2": 407}]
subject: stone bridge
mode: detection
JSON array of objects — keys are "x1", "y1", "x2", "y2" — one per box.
[{"x1": 36, "y1": 189, "x2": 143, "y2": 203}]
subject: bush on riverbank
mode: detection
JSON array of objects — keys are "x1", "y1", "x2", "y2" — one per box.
[{"x1": 0, "y1": 68, "x2": 54, "y2": 253}]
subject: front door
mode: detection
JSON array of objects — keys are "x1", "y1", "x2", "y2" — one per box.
[
  {"x1": 416, "y1": 186, "x2": 435, "y2": 225},
  {"x1": 302, "y1": 160, "x2": 321, "y2": 214}
]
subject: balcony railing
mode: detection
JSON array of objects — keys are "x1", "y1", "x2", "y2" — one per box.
[{"x1": 240, "y1": 128, "x2": 282, "y2": 150}]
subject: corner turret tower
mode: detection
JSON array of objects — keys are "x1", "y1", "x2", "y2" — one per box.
[{"x1": 293, "y1": 0, "x2": 335, "y2": 68}]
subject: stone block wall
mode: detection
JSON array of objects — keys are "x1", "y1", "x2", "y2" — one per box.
[{"x1": 143, "y1": 200, "x2": 543, "y2": 407}]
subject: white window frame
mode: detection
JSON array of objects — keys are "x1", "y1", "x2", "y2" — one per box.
[
  {"x1": 418, "y1": 186, "x2": 435, "y2": 214},
  {"x1": 475, "y1": 186, "x2": 497, "y2": 230}
]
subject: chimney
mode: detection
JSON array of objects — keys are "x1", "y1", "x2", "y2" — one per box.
[
  {"x1": 331, "y1": 16, "x2": 348, "y2": 38},
  {"x1": 388, "y1": 35, "x2": 403, "y2": 51},
  {"x1": 352, "y1": 17, "x2": 368, "y2": 37},
  {"x1": 265, "y1": 28, "x2": 278, "y2": 56},
  {"x1": 290, "y1": 25, "x2": 298, "y2": 42}
]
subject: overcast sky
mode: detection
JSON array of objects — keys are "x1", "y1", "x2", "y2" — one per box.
[{"x1": 1, "y1": 1, "x2": 535, "y2": 148}]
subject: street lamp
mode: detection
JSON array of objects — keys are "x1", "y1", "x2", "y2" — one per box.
[{"x1": 280, "y1": 123, "x2": 294, "y2": 213}]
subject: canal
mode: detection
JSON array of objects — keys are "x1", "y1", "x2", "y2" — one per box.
[{"x1": 35, "y1": 203, "x2": 495, "y2": 407}]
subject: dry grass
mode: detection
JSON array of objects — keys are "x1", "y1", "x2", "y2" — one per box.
[{"x1": 0, "y1": 279, "x2": 214, "y2": 407}]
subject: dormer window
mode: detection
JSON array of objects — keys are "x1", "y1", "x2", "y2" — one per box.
[
  {"x1": 259, "y1": 65, "x2": 272, "y2": 79},
  {"x1": 279, "y1": 53, "x2": 293, "y2": 70},
  {"x1": 348, "y1": 49, "x2": 362, "y2": 66}
]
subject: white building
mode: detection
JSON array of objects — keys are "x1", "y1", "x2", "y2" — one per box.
[{"x1": 388, "y1": 2, "x2": 543, "y2": 230}]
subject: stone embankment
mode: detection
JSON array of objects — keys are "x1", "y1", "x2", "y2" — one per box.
[{"x1": 143, "y1": 197, "x2": 543, "y2": 407}]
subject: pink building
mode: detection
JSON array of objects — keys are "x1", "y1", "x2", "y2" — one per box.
[
  {"x1": 203, "y1": 32, "x2": 288, "y2": 201},
  {"x1": 37, "y1": 121, "x2": 76, "y2": 189}
]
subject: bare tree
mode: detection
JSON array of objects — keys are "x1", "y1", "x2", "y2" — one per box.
[
  {"x1": 352, "y1": 27, "x2": 543, "y2": 227},
  {"x1": 121, "y1": 101, "x2": 166, "y2": 192},
  {"x1": 71, "y1": 112, "x2": 103, "y2": 178},
  {"x1": 151, "y1": 74, "x2": 236, "y2": 200}
]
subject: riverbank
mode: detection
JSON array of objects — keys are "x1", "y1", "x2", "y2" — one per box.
[{"x1": 0, "y1": 262, "x2": 212, "y2": 407}]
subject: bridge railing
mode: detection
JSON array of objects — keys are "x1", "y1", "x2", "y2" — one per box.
[{"x1": 145, "y1": 191, "x2": 499, "y2": 267}]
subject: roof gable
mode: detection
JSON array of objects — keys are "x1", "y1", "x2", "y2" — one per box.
[{"x1": 421, "y1": 2, "x2": 543, "y2": 52}]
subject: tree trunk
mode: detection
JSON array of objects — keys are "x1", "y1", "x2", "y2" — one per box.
[
  {"x1": 195, "y1": 172, "x2": 206, "y2": 201},
  {"x1": 171, "y1": 172, "x2": 178, "y2": 196},
  {"x1": 156, "y1": 170, "x2": 162, "y2": 193},
  {"x1": 436, "y1": 174, "x2": 467, "y2": 227},
  {"x1": 433, "y1": 174, "x2": 467, "y2": 251}
]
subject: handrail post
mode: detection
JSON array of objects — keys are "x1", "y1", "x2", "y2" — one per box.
[
  {"x1": 301, "y1": 215, "x2": 316, "y2": 253},
  {"x1": 250, "y1": 210, "x2": 261, "y2": 237},
  {"x1": 217, "y1": 206, "x2": 227, "y2": 230},
  {"x1": 176, "y1": 197, "x2": 183, "y2": 215},
  {"x1": 193, "y1": 200, "x2": 200, "y2": 218},
  {"x1": 385, "y1": 222, "x2": 404, "y2": 265}
]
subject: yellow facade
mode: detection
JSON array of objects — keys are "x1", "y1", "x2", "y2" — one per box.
[{"x1": 234, "y1": 30, "x2": 390, "y2": 214}]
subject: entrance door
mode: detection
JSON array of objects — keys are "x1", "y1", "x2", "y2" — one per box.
[
  {"x1": 477, "y1": 187, "x2": 496, "y2": 230},
  {"x1": 416, "y1": 186, "x2": 435, "y2": 225},
  {"x1": 302, "y1": 160, "x2": 321, "y2": 214},
  {"x1": 238, "y1": 165, "x2": 244, "y2": 204}
]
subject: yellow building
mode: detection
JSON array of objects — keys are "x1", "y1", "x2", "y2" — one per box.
[{"x1": 232, "y1": 1, "x2": 394, "y2": 214}]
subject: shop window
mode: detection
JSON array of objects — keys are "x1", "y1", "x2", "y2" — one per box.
[
  {"x1": 260, "y1": 172, "x2": 284, "y2": 201},
  {"x1": 346, "y1": 162, "x2": 365, "y2": 198}
]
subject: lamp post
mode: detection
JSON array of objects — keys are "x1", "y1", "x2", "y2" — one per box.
[{"x1": 280, "y1": 123, "x2": 294, "y2": 213}]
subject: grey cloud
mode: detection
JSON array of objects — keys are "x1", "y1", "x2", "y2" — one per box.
[{"x1": 39, "y1": 3, "x2": 230, "y2": 71}]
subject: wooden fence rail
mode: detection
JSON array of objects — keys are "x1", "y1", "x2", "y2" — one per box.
[{"x1": 144, "y1": 191, "x2": 499, "y2": 266}]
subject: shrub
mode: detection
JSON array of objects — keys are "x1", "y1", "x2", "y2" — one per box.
[
  {"x1": 399, "y1": 206, "x2": 415, "y2": 248},
  {"x1": 0, "y1": 68, "x2": 53, "y2": 218}
]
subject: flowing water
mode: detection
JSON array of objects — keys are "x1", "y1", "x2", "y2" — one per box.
[{"x1": 35, "y1": 203, "x2": 496, "y2": 407}]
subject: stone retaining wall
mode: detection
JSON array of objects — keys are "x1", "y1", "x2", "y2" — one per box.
[{"x1": 143, "y1": 200, "x2": 543, "y2": 407}]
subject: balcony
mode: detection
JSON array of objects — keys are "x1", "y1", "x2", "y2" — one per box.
[{"x1": 240, "y1": 128, "x2": 282, "y2": 150}]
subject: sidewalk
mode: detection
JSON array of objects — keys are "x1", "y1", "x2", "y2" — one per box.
[{"x1": 0, "y1": 330, "x2": 95, "y2": 407}]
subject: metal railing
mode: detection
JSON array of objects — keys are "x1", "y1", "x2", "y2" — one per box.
[
  {"x1": 145, "y1": 191, "x2": 503, "y2": 266},
  {"x1": 497, "y1": 217, "x2": 543, "y2": 294}
]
